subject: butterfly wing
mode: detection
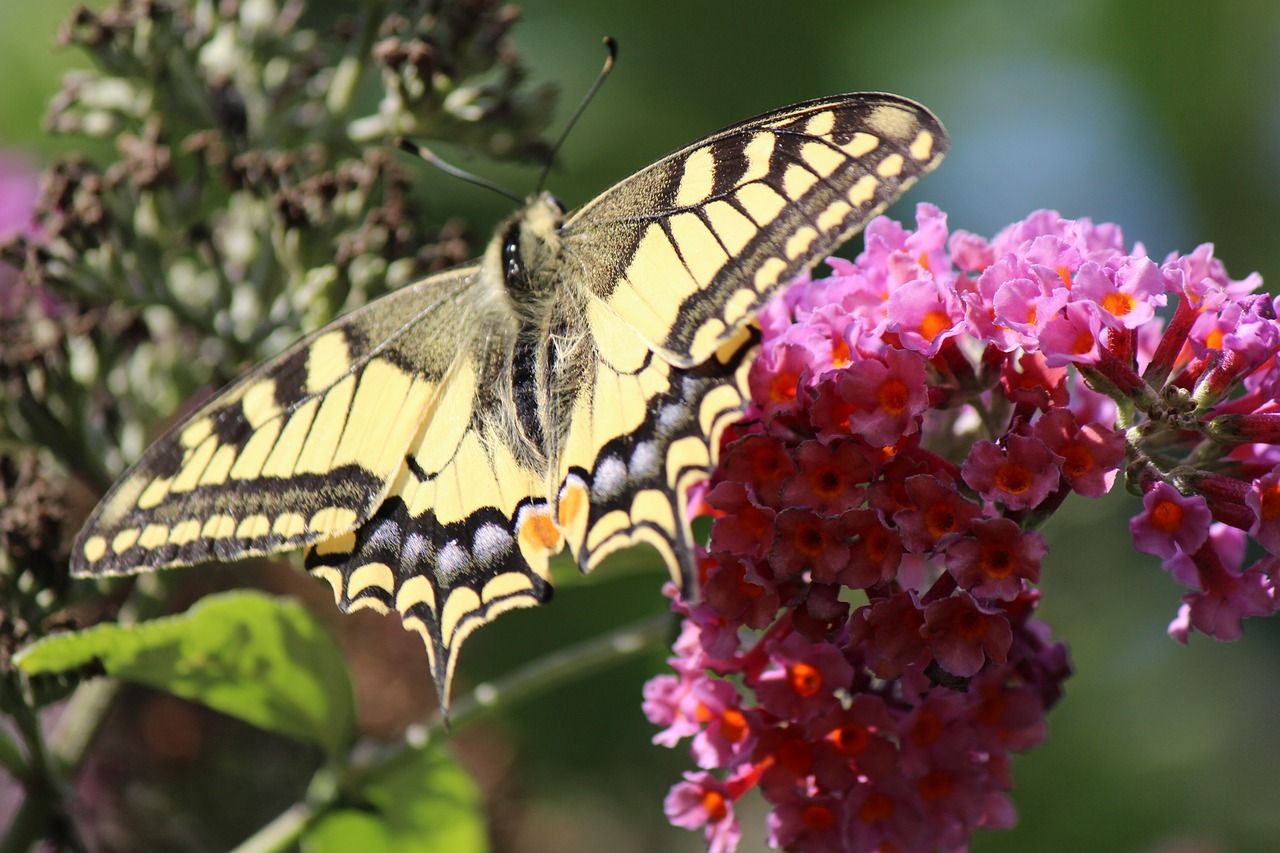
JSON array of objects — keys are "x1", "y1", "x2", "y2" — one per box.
[
  {"x1": 304, "y1": 332, "x2": 563, "y2": 707},
  {"x1": 71, "y1": 265, "x2": 482, "y2": 577},
  {"x1": 562, "y1": 93, "x2": 947, "y2": 366},
  {"x1": 552, "y1": 93, "x2": 946, "y2": 583}
]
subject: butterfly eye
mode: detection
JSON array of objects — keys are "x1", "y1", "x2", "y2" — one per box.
[
  {"x1": 548, "y1": 195, "x2": 566, "y2": 214},
  {"x1": 502, "y1": 226, "x2": 524, "y2": 284}
]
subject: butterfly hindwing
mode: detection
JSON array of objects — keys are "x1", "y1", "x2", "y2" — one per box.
[
  {"x1": 563, "y1": 93, "x2": 947, "y2": 367},
  {"x1": 305, "y1": 338, "x2": 561, "y2": 706},
  {"x1": 555, "y1": 318, "x2": 759, "y2": 587},
  {"x1": 72, "y1": 266, "x2": 481, "y2": 577}
]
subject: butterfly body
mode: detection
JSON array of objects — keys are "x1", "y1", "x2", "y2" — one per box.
[{"x1": 72, "y1": 93, "x2": 947, "y2": 706}]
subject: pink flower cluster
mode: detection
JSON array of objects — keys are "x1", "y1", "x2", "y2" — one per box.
[{"x1": 646, "y1": 205, "x2": 1280, "y2": 852}]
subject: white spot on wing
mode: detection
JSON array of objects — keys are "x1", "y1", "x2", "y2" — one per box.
[
  {"x1": 401, "y1": 532, "x2": 430, "y2": 570},
  {"x1": 368, "y1": 518, "x2": 402, "y2": 555},
  {"x1": 473, "y1": 522, "x2": 512, "y2": 566},
  {"x1": 631, "y1": 441, "x2": 659, "y2": 479},
  {"x1": 660, "y1": 403, "x2": 689, "y2": 432},
  {"x1": 592, "y1": 456, "x2": 628, "y2": 500},
  {"x1": 437, "y1": 540, "x2": 469, "y2": 582}
]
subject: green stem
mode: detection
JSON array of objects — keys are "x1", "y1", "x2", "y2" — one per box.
[
  {"x1": 229, "y1": 611, "x2": 672, "y2": 852},
  {"x1": 231, "y1": 801, "x2": 318, "y2": 853},
  {"x1": 416, "y1": 611, "x2": 671, "y2": 737}
]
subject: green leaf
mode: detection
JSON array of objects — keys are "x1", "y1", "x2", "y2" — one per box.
[
  {"x1": 15, "y1": 591, "x2": 355, "y2": 756},
  {"x1": 304, "y1": 741, "x2": 488, "y2": 853}
]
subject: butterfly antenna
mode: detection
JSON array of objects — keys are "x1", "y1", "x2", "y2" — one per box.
[
  {"x1": 535, "y1": 36, "x2": 618, "y2": 194},
  {"x1": 397, "y1": 138, "x2": 523, "y2": 204}
]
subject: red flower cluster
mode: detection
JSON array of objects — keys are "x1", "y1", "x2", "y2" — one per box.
[{"x1": 647, "y1": 206, "x2": 1280, "y2": 851}]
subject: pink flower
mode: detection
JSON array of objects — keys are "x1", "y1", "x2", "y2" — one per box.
[
  {"x1": 770, "y1": 508, "x2": 849, "y2": 581},
  {"x1": 648, "y1": 204, "x2": 1276, "y2": 853},
  {"x1": 892, "y1": 474, "x2": 980, "y2": 554},
  {"x1": 1130, "y1": 481, "x2": 1212, "y2": 559},
  {"x1": 945, "y1": 518, "x2": 1045, "y2": 600},
  {"x1": 780, "y1": 440, "x2": 871, "y2": 514},
  {"x1": 1071, "y1": 257, "x2": 1165, "y2": 330},
  {"x1": 754, "y1": 634, "x2": 853, "y2": 723},
  {"x1": 1033, "y1": 408, "x2": 1124, "y2": 497},
  {"x1": 838, "y1": 346, "x2": 929, "y2": 447},
  {"x1": 664, "y1": 771, "x2": 742, "y2": 853},
  {"x1": 847, "y1": 590, "x2": 929, "y2": 679},
  {"x1": 961, "y1": 434, "x2": 1063, "y2": 511},
  {"x1": 706, "y1": 481, "x2": 775, "y2": 559},
  {"x1": 1247, "y1": 468, "x2": 1280, "y2": 555},
  {"x1": 922, "y1": 592, "x2": 1013, "y2": 678}
]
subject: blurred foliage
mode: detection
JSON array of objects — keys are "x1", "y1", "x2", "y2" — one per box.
[{"x1": 1, "y1": 1, "x2": 1280, "y2": 852}]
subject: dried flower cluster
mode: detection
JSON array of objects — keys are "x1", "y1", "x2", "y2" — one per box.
[{"x1": 648, "y1": 204, "x2": 1279, "y2": 851}]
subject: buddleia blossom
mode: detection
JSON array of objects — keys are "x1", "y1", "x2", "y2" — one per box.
[{"x1": 649, "y1": 204, "x2": 1280, "y2": 851}]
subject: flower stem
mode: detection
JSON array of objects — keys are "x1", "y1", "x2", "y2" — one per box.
[{"x1": 229, "y1": 610, "x2": 673, "y2": 852}]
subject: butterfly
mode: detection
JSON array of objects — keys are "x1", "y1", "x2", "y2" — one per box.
[{"x1": 71, "y1": 93, "x2": 947, "y2": 708}]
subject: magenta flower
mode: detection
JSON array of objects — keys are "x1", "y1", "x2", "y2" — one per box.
[
  {"x1": 753, "y1": 634, "x2": 852, "y2": 724},
  {"x1": 923, "y1": 591, "x2": 1013, "y2": 678},
  {"x1": 945, "y1": 518, "x2": 1045, "y2": 600},
  {"x1": 1130, "y1": 481, "x2": 1212, "y2": 560},
  {"x1": 648, "y1": 204, "x2": 1280, "y2": 852},
  {"x1": 838, "y1": 346, "x2": 929, "y2": 447},
  {"x1": 664, "y1": 771, "x2": 742, "y2": 853},
  {"x1": 892, "y1": 474, "x2": 981, "y2": 554},
  {"x1": 961, "y1": 434, "x2": 1062, "y2": 511},
  {"x1": 779, "y1": 440, "x2": 871, "y2": 514},
  {"x1": 1032, "y1": 408, "x2": 1124, "y2": 497},
  {"x1": 1247, "y1": 469, "x2": 1280, "y2": 555}
]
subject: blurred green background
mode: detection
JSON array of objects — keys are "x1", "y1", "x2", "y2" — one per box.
[{"x1": 4, "y1": 1, "x2": 1280, "y2": 851}]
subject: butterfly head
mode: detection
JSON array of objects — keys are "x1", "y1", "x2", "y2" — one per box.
[{"x1": 492, "y1": 192, "x2": 569, "y2": 305}]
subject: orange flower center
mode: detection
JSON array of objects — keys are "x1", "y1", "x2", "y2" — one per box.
[
  {"x1": 793, "y1": 521, "x2": 826, "y2": 557},
  {"x1": 769, "y1": 371, "x2": 799, "y2": 403},
  {"x1": 1061, "y1": 443, "x2": 1094, "y2": 478},
  {"x1": 828, "y1": 723, "x2": 870, "y2": 755},
  {"x1": 980, "y1": 544, "x2": 1015, "y2": 579},
  {"x1": 720, "y1": 707, "x2": 749, "y2": 742},
  {"x1": 919, "y1": 310, "x2": 952, "y2": 342},
  {"x1": 877, "y1": 378, "x2": 909, "y2": 415},
  {"x1": 1261, "y1": 482, "x2": 1280, "y2": 522},
  {"x1": 1056, "y1": 265, "x2": 1072, "y2": 289},
  {"x1": 1102, "y1": 291, "x2": 1135, "y2": 318},
  {"x1": 1071, "y1": 329, "x2": 1095, "y2": 355},
  {"x1": 994, "y1": 463, "x2": 1032, "y2": 495},
  {"x1": 788, "y1": 661, "x2": 823, "y2": 697},
  {"x1": 831, "y1": 337, "x2": 852, "y2": 368},
  {"x1": 702, "y1": 789, "x2": 728, "y2": 822},
  {"x1": 811, "y1": 466, "x2": 843, "y2": 497},
  {"x1": 924, "y1": 503, "x2": 958, "y2": 537},
  {"x1": 1150, "y1": 498, "x2": 1185, "y2": 532}
]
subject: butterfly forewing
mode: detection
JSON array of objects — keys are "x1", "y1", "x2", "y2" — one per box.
[
  {"x1": 563, "y1": 93, "x2": 947, "y2": 367},
  {"x1": 72, "y1": 266, "x2": 481, "y2": 577}
]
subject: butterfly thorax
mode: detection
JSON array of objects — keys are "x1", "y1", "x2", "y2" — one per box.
[{"x1": 479, "y1": 192, "x2": 585, "y2": 469}]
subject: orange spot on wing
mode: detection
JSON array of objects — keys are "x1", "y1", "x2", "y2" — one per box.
[
  {"x1": 558, "y1": 483, "x2": 586, "y2": 528},
  {"x1": 519, "y1": 509, "x2": 562, "y2": 553}
]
